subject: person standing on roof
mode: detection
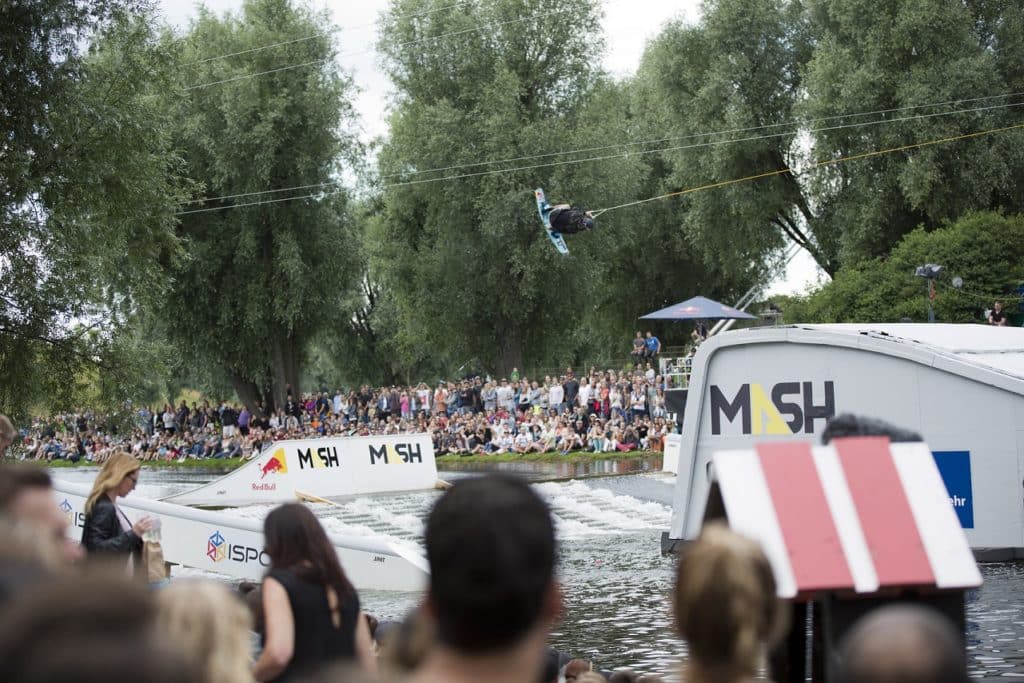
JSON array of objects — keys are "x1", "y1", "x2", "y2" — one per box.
[{"x1": 988, "y1": 301, "x2": 1007, "y2": 326}]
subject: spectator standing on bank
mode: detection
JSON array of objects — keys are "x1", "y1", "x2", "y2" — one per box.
[
  {"x1": 409, "y1": 474, "x2": 560, "y2": 683},
  {"x1": 254, "y1": 503, "x2": 375, "y2": 682},
  {"x1": 222, "y1": 403, "x2": 238, "y2": 438},
  {"x1": 238, "y1": 405, "x2": 251, "y2": 437},
  {"x1": 563, "y1": 370, "x2": 580, "y2": 412},
  {"x1": 0, "y1": 414, "x2": 14, "y2": 457},
  {"x1": 644, "y1": 331, "x2": 661, "y2": 358},
  {"x1": 549, "y1": 381, "x2": 565, "y2": 416},
  {"x1": 631, "y1": 332, "x2": 646, "y2": 363},
  {"x1": 989, "y1": 301, "x2": 1008, "y2": 326}
]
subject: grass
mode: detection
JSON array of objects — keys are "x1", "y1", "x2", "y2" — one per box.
[
  {"x1": 436, "y1": 449, "x2": 658, "y2": 465},
  {"x1": 25, "y1": 451, "x2": 661, "y2": 470},
  {"x1": 34, "y1": 457, "x2": 246, "y2": 471}
]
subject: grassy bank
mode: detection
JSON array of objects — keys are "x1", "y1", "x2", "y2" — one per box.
[
  {"x1": 435, "y1": 450, "x2": 658, "y2": 465},
  {"x1": 35, "y1": 457, "x2": 246, "y2": 471},
  {"x1": 22, "y1": 450, "x2": 661, "y2": 470}
]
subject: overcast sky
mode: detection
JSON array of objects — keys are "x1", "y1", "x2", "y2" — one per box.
[{"x1": 156, "y1": 0, "x2": 823, "y2": 295}]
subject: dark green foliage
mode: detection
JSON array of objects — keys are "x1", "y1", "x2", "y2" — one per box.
[
  {"x1": 779, "y1": 212, "x2": 1024, "y2": 324},
  {"x1": 0, "y1": 1, "x2": 190, "y2": 419},
  {"x1": 164, "y1": 0, "x2": 362, "y2": 409}
]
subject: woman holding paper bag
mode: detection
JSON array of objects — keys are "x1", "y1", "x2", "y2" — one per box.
[{"x1": 81, "y1": 451, "x2": 154, "y2": 574}]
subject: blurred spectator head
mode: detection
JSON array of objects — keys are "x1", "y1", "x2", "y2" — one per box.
[
  {"x1": 154, "y1": 580, "x2": 252, "y2": 683},
  {"x1": 424, "y1": 473, "x2": 558, "y2": 655},
  {"x1": 836, "y1": 604, "x2": 967, "y2": 683},
  {"x1": 564, "y1": 659, "x2": 593, "y2": 682},
  {"x1": 673, "y1": 521, "x2": 786, "y2": 681},
  {"x1": 0, "y1": 573, "x2": 198, "y2": 683},
  {"x1": 0, "y1": 464, "x2": 80, "y2": 564},
  {"x1": 378, "y1": 607, "x2": 436, "y2": 675}
]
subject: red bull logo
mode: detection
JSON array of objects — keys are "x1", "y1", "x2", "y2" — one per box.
[{"x1": 259, "y1": 449, "x2": 288, "y2": 479}]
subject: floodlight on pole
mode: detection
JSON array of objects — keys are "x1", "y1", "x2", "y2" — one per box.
[{"x1": 914, "y1": 264, "x2": 944, "y2": 323}]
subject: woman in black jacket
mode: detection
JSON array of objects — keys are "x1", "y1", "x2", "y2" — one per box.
[{"x1": 81, "y1": 451, "x2": 154, "y2": 569}]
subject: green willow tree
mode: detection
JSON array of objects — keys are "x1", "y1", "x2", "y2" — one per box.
[
  {"x1": 166, "y1": 0, "x2": 362, "y2": 409},
  {"x1": 801, "y1": 0, "x2": 1024, "y2": 264},
  {"x1": 0, "y1": 2, "x2": 189, "y2": 418},
  {"x1": 634, "y1": 0, "x2": 830, "y2": 275},
  {"x1": 375, "y1": 0, "x2": 642, "y2": 376}
]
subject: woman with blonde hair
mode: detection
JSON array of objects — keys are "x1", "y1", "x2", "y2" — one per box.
[
  {"x1": 155, "y1": 580, "x2": 254, "y2": 683},
  {"x1": 673, "y1": 522, "x2": 787, "y2": 683},
  {"x1": 81, "y1": 451, "x2": 154, "y2": 565}
]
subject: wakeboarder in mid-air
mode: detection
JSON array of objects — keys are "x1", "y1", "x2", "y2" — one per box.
[{"x1": 534, "y1": 188, "x2": 595, "y2": 255}]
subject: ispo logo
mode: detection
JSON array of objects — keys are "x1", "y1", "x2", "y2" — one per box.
[
  {"x1": 710, "y1": 381, "x2": 835, "y2": 436},
  {"x1": 207, "y1": 530, "x2": 227, "y2": 562},
  {"x1": 205, "y1": 529, "x2": 269, "y2": 566},
  {"x1": 59, "y1": 498, "x2": 73, "y2": 521}
]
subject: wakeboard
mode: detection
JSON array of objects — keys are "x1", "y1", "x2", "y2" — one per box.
[{"x1": 535, "y1": 188, "x2": 569, "y2": 255}]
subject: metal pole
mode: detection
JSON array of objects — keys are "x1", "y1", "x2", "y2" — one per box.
[{"x1": 928, "y1": 279, "x2": 936, "y2": 323}]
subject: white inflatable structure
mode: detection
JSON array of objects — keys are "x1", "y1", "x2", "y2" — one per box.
[
  {"x1": 667, "y1": 323, "x2": 1024, "y2": 561},
  {"x1": 54, "y1": 479, "x2": 429, "y2": 591},
  {"x1": 164, "y1": 433, "x2": 438, "y2": 507}
]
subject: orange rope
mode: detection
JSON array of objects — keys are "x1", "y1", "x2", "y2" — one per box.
[{"x1": 589, "y1": 122, "x2": 1024, "y2": 218}]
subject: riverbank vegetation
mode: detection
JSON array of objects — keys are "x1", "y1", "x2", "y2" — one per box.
[{"x1": 5, "y1": 0, "x2": 1024, "y2": 421}]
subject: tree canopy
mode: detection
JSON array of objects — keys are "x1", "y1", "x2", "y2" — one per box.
[
  {"x1": 7, "y1": 0, "x2": 1024, "y2": 415},
  {"x1": 163, "y1": 0, "x2": 362, "y2": 410},
  {"x1": 0, "y1": 1, "x2": 189, "y2": 418}
]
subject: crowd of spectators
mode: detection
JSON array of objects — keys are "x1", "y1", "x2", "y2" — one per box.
[
  {"x1": 0, "y1": 460, "x2": 969, "y2": 683},
  {"x1": 8, "y1": 364, "x2": 679, "y2": 464}
]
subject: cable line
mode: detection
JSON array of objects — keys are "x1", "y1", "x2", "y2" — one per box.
[
  {"x1": 176, "y1": 122, "x2": 1024, "y2": 216},
  {"x1": 588, "y1": 122, "x2": 1024, "y2": 217},
  {"x1": 180, "y1": 97, "x2": 1024, "y2": 206}
]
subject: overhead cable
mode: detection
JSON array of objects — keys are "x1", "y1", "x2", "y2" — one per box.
[
  {"x1": 176, "y1": 121, "x2": 1024, "y2": 216},
  {"x1": 180, "y1": 96, "x2": 1024, "y2": 207}
]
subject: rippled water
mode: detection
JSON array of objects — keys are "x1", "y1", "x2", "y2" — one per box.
[{"x1": 52, "y1": 466, "x2": 1024, "y2": 679}]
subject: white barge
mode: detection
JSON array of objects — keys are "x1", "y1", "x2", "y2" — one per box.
[{"x1": 666, "y1": 323, "x2": 1024, "y2": 561}]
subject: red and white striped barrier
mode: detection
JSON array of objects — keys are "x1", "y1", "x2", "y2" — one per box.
[{"x1": 710, "y1": 436, "x2": 981, "y2": 598}]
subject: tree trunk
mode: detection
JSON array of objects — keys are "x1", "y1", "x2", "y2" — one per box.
[
  {"x1": 270, "y1": 334, "x2": 288, "y2": 410},
  {"x1": 494, "y1": 319, "x2": 523, "y2": 377},
  {"x1": 284, "y1": 333, "x2": 300, "y2": 396},
  {"x1": 229, "y1": 373, "x2": 261, "y2": 411}
]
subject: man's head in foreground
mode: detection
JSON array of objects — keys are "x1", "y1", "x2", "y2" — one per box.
[
  {"x1": 836, "y1": 604, "x2": 968, "y2": 683},
  {"x1": 0, "y1": 464, "x2": 81, "y2": 564},
  {"x1": 424, "y1": 473, "x2": 559, "y2": 656}
]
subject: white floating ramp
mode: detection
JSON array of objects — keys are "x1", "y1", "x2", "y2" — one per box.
[
  {"x1": 54, "y1": 480, "x2": 429, "y2": 591},
  {"x1": 163, "y1": 433, "x2": 438, "y2": 507},
  {"x1": 667, "y1": 323, "x2": 1024, "y2": 560}
]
